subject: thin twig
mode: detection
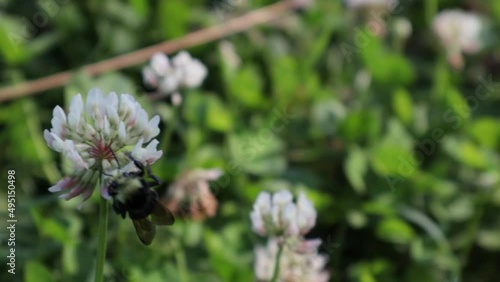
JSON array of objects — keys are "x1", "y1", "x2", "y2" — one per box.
[{"x1": 0, "y1": 0, "x2": 309, "y2": 103}]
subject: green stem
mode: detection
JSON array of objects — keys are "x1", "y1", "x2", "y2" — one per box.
[
  {"x1": 271, "y1": 242, "x2": 284, "y2": 282},
  {"x1": 94, "y1": 191, "x2": 109, "y2": 282},
  {"x1": 175, "y1": 247, "x2": 190, "y2": 282},
  {"x1": 161, "y1": 105, "x2": 179, "y2": 154}
]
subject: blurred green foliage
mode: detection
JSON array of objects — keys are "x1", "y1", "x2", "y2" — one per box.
[{"x1": 1, "y1": 0, "x2": 500, "y2": 281}]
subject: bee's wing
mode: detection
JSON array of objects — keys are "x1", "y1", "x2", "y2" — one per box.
[
  {"x1": 132, "y1": 218, "x2": 156, "y2": 245},
  {"x1": 151, "y1": 201, "x2": 175, "y2": 226}
]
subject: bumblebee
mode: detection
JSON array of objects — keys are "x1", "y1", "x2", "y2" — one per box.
[{"x1": 107, "y1": 154, "x2": 174, "y2": 245}]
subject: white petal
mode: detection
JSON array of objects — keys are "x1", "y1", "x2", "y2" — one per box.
[
  {"x1": 159, "y1": 75, "x2": 180, "y2": 94},
  {"x1": 283, "y1": 202, "x2": 299, "y2": 236},
  {"x1": 296, "y1": 192, "x2": 317, "y2": 234},
  {"x1": 51, "y1": 106, "x2": 67, "y2": 136},
  {"x1": 68, "y1": 94, "x2": 83, "y2": 130},
  {"x1": 86, "y1": 88, "x2": 105, "y2": 117},
  {"x1": 151, "y1": 53, "x2": 171, "y2": 76},
  {"x1": 143, "y1": 115, "x2": 160, "y2": 142},
  {"x1": 272, "y1": 190, "x2": 293, "y2": 206},
  {"x1": 180, "y1": 60, "x2": 207, "y2": 88},
  {"x1": 172, "y1": 51, "x2": 191, "y2": 68},
  {"x1": 118, "y1": 121, "x2": 127, "y2": 143}
]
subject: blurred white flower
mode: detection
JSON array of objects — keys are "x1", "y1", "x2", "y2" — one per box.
[
  {"x1": 392, "y1": 17, "x2": 412, "y2": 40},
  {"x1": 44, "y1": 88, "x2": 162, "y2": 207},
  {"x1": 432, "y1": 9, "x2": 484, "y2": 69},
  {"x1": 142, "y1": 51, "x2": 207, "y2": 99},
  {"x1": 254, "y1": 238, "x2": 329, "y2": 282},
  {"x1": 345, "y1": 0, "x2": 397, "y2": 9},
  {"x1": 250, "y1": 190, "x2": 317, "y2": 237},
  {"x1": 163, "y1": 168, "x2": 222, "y2": 220}
]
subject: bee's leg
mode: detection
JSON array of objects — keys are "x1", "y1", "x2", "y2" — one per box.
[
  {"x1": 127, "y1": 152, "x2": 146, "y2": 177},
  {"x1": 143, "y1": 164, "x2": 161, "y2": 186}
]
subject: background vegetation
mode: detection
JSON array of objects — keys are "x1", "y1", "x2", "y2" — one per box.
[{"x1": 1, "y1": 0, "x2": 500, "y2": 281}]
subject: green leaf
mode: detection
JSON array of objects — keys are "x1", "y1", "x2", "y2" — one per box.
[
  {"x1": 206, "y1": 95, "x2": 233, "y2": 132},
  {"x1": 227, "y1": 65, "x2": 264, "y2": 108},
  {"x1": 376, "y1": 218, "x2": 415, "y2": 244},
  {"x1": 270, "y1": 56, "x2": 299, "y2": 103},
  {"x1": 158, "y1": 0, "x2": 189, "y2": 38},
  {"x1": 24, "y1": 261, "x2": 55, "y2": 282},
  {"x1": 345, "y1": 146, "x2": 368, "y2": 193},
  {"x1": 0, "y1": 14, "x2": 29, "y2": 63},
  {"x1": 339, "y1": 109, "x2": 382, "y2": 143},
  {"x1": 477, "y1": 229, "x2": 500, "y2": 250},
  {"x1": 469, "y1": 118, "x2": 500, "y2": 149},
  {"x1": 227, "y1": 131, "x2": 286, "y2": 175},
  {"x1": 369, "y1": 119, "x2": 415, "y2": 176},
  {"x1": 392, "y1": 88, "x2": 413, "y2": 125},
  {"x1": 443, "y1": 137, "x2": 491, "y2": 169}
]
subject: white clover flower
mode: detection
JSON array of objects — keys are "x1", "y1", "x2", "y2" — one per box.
[
  {"x1": 142, "y1": 51, "x2": 207, "y2": 99},
  {"x1": 250, "y1": 190, "x2": 317, "y2": 238},
  {"x1": 44, "y1": 88, "x2": 163, "y2": 207},
  {"x1": 345, "y1": 0, "x2": 397, "y2": 9},
  {"x1": 433, "y1": 9, "x2": 483, "y2": 54},
  {"x1": 163, "y1": 168, "x2": 223, "y2": 220},
  {"x1": 172, "y1": 51, "x2": 208, "y2": 88},
  {"x1": 432, "y1": 9, "x2": 484, "y2": 69},
  {"x1": 254, "y1": 238, "x2": 329, "y2": 282}
]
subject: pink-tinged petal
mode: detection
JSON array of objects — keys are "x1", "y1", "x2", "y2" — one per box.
[
  {"x1": 48, "y1": 177, "x2": 75, "y2": 192},
  {"x1": 100, "y1": 184, "x2": 111, "y2": 200},
  {"x1": 295, "y1": 238, "x2": 322, "y2": 254},
  {"x1": 60, "y1": 184, "x2": 87, "y2": 200},
  {"x1": 77, "y1": 186, "x2": 96, "y2": 209},
  {"x1": 142, "y1": 67, "x2": 159, "y2": 88}
]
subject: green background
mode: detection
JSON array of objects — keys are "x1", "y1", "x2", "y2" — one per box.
[{"x1": 1, "y1": 0, "x2": 500, "y2": 281}]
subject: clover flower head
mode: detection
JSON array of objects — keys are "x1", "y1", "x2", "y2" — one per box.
[
  {"x1": 345, "y1": 0, "x2": 397, "y2": 10},
  {"x1": 432, "y1": 9, "x2": 485, "y2": 68},
  {"x1": 250, "y1": 190, "x2": 317, "y2": 238},
  {"x1": 163, "y1": 168, "x2": 223, "y2": 220},
  {"x1": 142, "y1": 51, "x2": 207, "y2": 101},
  {"x1": 254, "y1": 238, "x2": 329, "y2": 282},
  {"x1": 44, "y1": 88, "x2": 163, "y2": 208}
]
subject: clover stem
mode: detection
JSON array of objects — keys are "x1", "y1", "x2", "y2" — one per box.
[{"x1": 95, "y1": 177, "x2": 109, "y2": 282}]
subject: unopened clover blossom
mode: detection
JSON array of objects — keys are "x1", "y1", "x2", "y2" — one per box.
[
  {"x1": 44, "y1": 88, "x2": 163, "y2": 207},
  {"x1": 142, "y1": 51, "x2": 208, "y2": 102},
  {"x1": 250, "y1": 190, "x2": 317, "y2": 237},
  {"x1": 163, "y1": 168, "x2": 223, "y2": 220}
]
